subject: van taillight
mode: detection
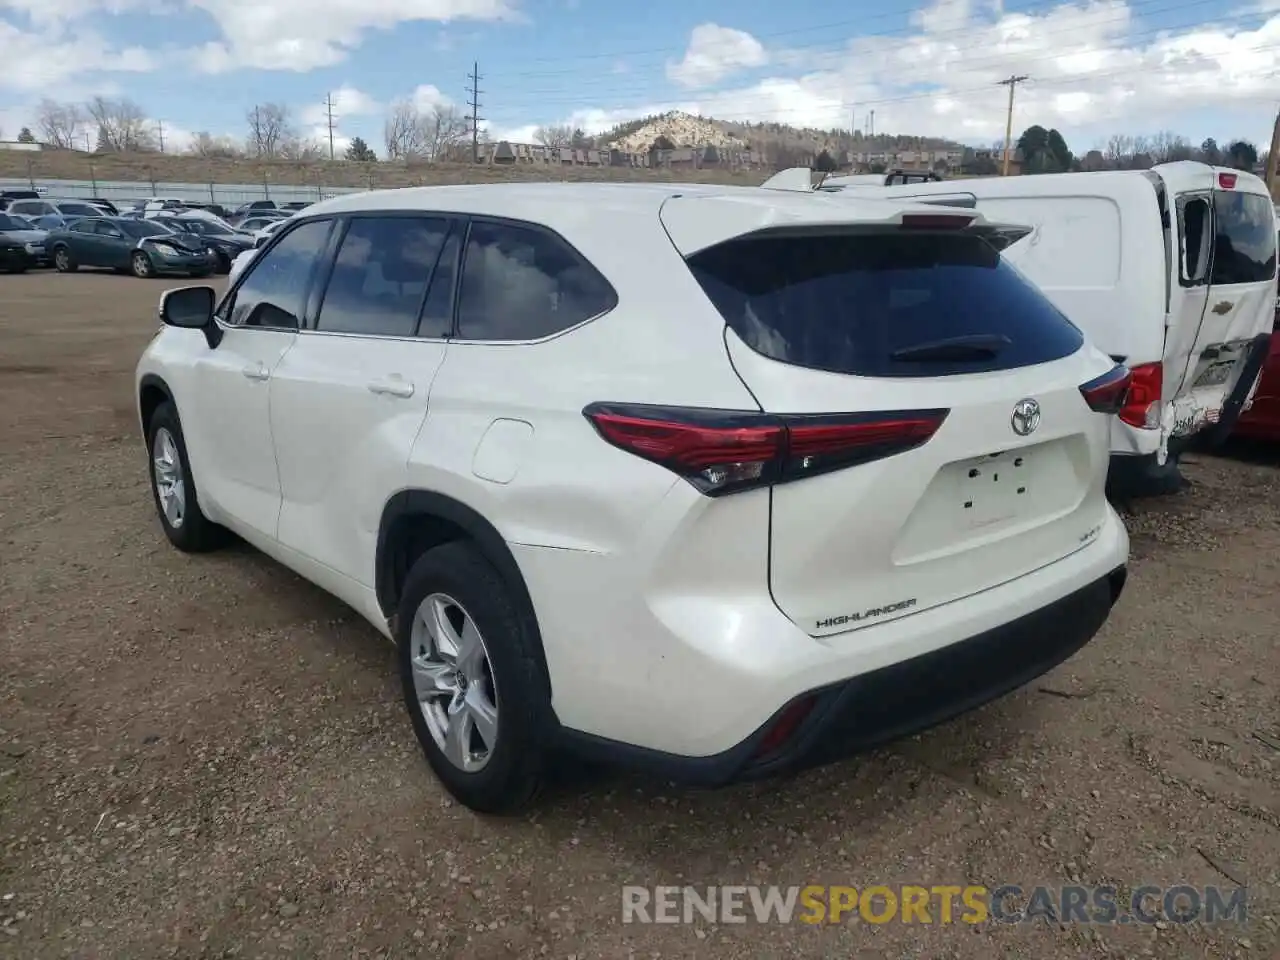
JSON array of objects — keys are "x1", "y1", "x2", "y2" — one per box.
[
  {"x1": 1217, "y1": 172, "x2": 1237, "y2": 190},
  {"x1": 583, "y1": 403, "x2": 949, "y2": 496},
  {"x1": 1118, "y1": 362, "x2": 1162, "y2": 429},
  {"x1": 1079, "y1": 364, "x2": 1132, "y2": 414}
]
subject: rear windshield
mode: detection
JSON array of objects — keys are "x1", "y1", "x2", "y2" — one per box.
[
  {"x1": 687, "y1": 231, "x2": 1084, "y2": 378},
  {"x1": 1211, "y1": 191, "x2": 1276, "y2": 286}
]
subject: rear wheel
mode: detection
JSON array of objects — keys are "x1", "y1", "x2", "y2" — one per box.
[
  {"x1": 53, "y1": 246, "x2": 76, "y2": 272},
  {"x1": 397, "y1": 541, "x2": 549, "y2": 814},
  {"x1": 131, "y1": 251, "x2": 154, "y2": 278}
]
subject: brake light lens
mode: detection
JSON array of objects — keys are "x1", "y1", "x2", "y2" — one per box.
[
  {"x1": 1118, "y1": 362, "x2": 1163, "y2": 429},
  {"x1": 899, "y1": 213, "x2": 975, "y2": 230},
  {"x1": 1217, "y1": 172, "x2": 1237, "y2": 189},
  {"x1": 1079, "y1": 364, "x2": 1132, "y2": 415},
  {"x1": 583, "y1": 403, "x2": 949, "y2": 495}
]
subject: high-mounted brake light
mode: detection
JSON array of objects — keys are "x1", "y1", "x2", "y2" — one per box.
[
  {"x1": 1079, "y1": 364, "x2": 1133, "y2": 415},
  {"x1": 583, "y1": 403, "x2": 949, "y2": 496},
  {"x1": 899, "y1": 213, "x2": 975, "y2": 230},
  {"x1": 1117, "y1": 362, "x2": 1162, "y2": 429},
  {"x1": 1217, "y1": 172, "x2": 1237, "y2": 190}
]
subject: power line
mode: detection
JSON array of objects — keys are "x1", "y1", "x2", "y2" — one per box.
[
  {"x1": 997, "y1": 74, "x2": 1029, "y2": 175},
  {"x1": 324, "y1": 93, "x2": 338, "y2": 161},
  {"x1": 466, "y1": 61, "x2": 485, "y2": 164}
]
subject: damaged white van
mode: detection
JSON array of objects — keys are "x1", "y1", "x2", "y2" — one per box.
[{"x1": 766, "y1": 163, "x2": 1278, "y2": 494}]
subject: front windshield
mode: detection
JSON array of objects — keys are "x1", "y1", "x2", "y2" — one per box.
[
  {"x1": 0, "y1": 214, "x2": 30, "y2": 230},
  {"x1": 119, "y1": 220, "x2": 173, "y2": 239}
]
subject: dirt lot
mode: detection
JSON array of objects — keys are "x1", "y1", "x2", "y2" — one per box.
[{"x1": 1, "y1": 271, "x2": 1278, "y2": 960}]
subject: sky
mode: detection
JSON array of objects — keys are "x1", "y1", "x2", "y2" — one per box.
[{"x1": 0, "y1": 0, "x2": 1277, "y2": 157}]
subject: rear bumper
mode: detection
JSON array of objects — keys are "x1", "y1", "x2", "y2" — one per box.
[{"x1": 556, "y1": 566, "x2": 1126, "y2": 786}]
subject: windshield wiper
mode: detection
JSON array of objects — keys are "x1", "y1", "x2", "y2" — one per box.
[{"x1": 890, "y1": 334, "x2": 1011, "y2": 363}]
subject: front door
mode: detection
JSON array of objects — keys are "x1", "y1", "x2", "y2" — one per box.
[
  {"x1": 182, "y1": 217, "x2": 335, "y2": 539},
  {"x1": 271, "y1": 214, "x2": 459, "y2": 586}
]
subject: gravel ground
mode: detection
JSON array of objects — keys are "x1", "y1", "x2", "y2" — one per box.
[{"x1": 1, "y1": 272, "x2": 1278, "y2": 960}]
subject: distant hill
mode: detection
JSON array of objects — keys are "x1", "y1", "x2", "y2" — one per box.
[{"x1": 595, "y1": 110, "x2": 966, "y2": 164}]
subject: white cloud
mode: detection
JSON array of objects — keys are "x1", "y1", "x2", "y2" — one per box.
[
  {"x1": 410, "y1": 84, "x2": 453, "y2": 113},
  {"x1": 667, "y1": 23, "x2": 768, "y2": 88},
  {"x1": 548, "y1": 1, "x2": 1280, "y2": 147},
  {"x1": 186, "y1": 0, "x2": 518, "y2": 73},
  {"x1": 0, "y1": 19, "x2": 158, "y2": 90}
]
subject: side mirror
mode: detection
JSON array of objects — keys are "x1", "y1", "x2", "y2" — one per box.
[{"x1": 159, "y1": 285, "x2": 222, "y2": 348}]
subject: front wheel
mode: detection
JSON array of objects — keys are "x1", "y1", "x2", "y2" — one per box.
[
  {"x1": 131, "y1": 251, "x2": 154, "y2": 278},
  {"x1": 146, "y1": 401, "x2": 227, "y2": 552},
  {"x1": 397, "y1": 541, "x2": 550, "y2": 814},
  {"x1": 53, "y1": 246, "x2": 76, "y2": 272}
]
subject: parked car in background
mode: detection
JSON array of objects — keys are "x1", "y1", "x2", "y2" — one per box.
[
  {"x1": 227, "y1": 209, "x2": 289, "y2": 229},
  {"x1": 46, "y1": 216, "x2": 216, "y2": 279},
  {"x1": 790, "y1": 162, "x2": 1278, "y2": 496},
  {"x1": 6, "y1": 197, "x2": 109, "y2": 221},
  {"x1": 134, "y1": 182, "x2": 1130, "y2": 811},
  {"x1": 0, "y1": 189, "x2": 42, "y2": 211},
  {"x1": 234, "y1": 214, "x2": 287, "y2": 238},
  {"x1": 87, "y1": 198, "x2": 120, "y2": 216},
  {"x1": 1232, "y1": 227, "x2": 1280, "y2": 442},
  {"x1": 0, "y1": 212, "x2": 49, "y2": 265},
  {"x1": 279, "y1": 201, "x2": 311, "y2": 212},
  {"x1": 0, "y1": 233, "x2": 33, "y2": 273},
  {"x1": 229, "y1": 200, "x2": 279, "y2": 219},
  {"x1": 31, "y1": 213, "x2": 84, "y2": 231},
  {"x1": 152, "y1": 215, "x2": 254, "y2": 274}
]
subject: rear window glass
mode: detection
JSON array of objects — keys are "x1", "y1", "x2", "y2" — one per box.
[
  {"x1": 1211, "y1": 191, "x2": 1277, "y2": 286},
  {"x1": 687, "y1": 231, "x2": 1084, "y2": 378}
]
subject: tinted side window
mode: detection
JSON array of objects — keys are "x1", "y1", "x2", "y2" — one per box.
[
  {"x1": 228, "y1": 220, "x2": 332, "y2": 329},
  {"x1": 688, "y1": 231, "x2": 1084, "y2": 379},
  {"x1": 315, "y1": 217, "x2": 451, "y2": 337},
  {"x1": 1211, "y1": 192, "x2": 1277, "y2": 286},
  {"x1": 456, "y1": 220, "x2": 616, "y2": 341},
  {"x1": 70, "y1": 220, "x2": 97, "y2": 234}
]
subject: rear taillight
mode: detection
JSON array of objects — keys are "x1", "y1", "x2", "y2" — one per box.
[
  {"x1": 1218, "y1": 172, "x2": 1237, "y2": 189},
  {"x1": 583, "y1": 403, "x2": 949, "y2": 496},
  {"x1": 1079, "y1": 363, "x2": 1132, "y2": 415},
  {"x1": 1118, "y1": 362, "x2": 1163, "y2": 429}
]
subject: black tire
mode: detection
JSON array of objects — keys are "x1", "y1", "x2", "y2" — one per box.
[
  {"x1": 397, "y1": 541, "x2": 549, "y2": 814},
  {"x1": 53, "y1": 246, "x2": 76, "y2": 272},
  {"x1": 145, "y1": 401, "x2": 227, "y2": 552},
  {"x1": 213, "y1": 250, "x2": 231, "y2": 274},
  {"x1": 131, "y1": 251, "x2": 154, "y2": 279}
]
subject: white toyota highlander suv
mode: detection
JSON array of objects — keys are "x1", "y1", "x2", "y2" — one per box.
[{"x1": 135, "y1": 182, "x2": 1131, "y2": 813}]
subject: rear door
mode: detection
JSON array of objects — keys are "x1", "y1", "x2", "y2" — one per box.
[
  {"x1": 664, "y1": 197, "x2": 1118, "y2": 637},
  {"x1": 1154, "y1": 164, "x2": 1217, "y2": 398}
]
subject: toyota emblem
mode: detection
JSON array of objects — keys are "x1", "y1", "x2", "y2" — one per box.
[{"x1": 1011, "y1": 398, "x2": 1041, "y2": 436}]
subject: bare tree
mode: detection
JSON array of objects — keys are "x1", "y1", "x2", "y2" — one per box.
[
  {"x1": 534, "y1": 124, "x2": 572, "y2": 149},
  {"x1": 424, "y1": 105, "x2": 467, "y2": 160},
  {"x1": 85, "y1": 96, "x2": 154, "y2": 151},
  {"x1": 278, "y1": 136, "x2": 325, "y2": 161},
  {"x1": 188, "y1": 131, "x2": 243, "y2": 159},
  {"x1": 36, "y1": 99, "x2": 83, "y2": 149},
  {"x1": 246, "y1": 103, "x2": 295, "y2": 158},
  {"x1": 384, "y1": 100, "x2": 426, "y2": 159},
  {"x1": 383, "y1": 101, "x2": 468, "y2": 160}
]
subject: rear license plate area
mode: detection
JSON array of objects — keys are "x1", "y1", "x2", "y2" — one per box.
[{"x1": 959, "y1": 451, "x2": 1030, "y2": 528}]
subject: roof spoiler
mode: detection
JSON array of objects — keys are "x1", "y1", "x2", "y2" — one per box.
[{"x1": 758, "y1": 167, "x2": 816, "y2": 193}]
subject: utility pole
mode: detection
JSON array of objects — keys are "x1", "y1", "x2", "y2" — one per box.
[
  {"x1": 466, "y1": 61, "x2": 485, "y2": 164},
  {"x1": 998, "y1": 74, "x2": 1029, "y2": 176},
  {"x1": 324, "y1": 93, "x2": 338, "y2": 161},
  {"x1": 156, "y1": 120, "x2": 165, "y2": 153},
  {"x1": 869, "y1": 109, "x2": 875, "y2": 139}
]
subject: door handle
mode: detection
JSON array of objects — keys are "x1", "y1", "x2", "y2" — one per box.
[
  {"x1": 367, "y1": 377, "x2": 415, "y2": 398},
  {"x1": 241, "y1": 362, "x2": 270, "y2": 381}
]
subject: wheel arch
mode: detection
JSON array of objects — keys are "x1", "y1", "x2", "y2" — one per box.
[
  {"x1": 376, "y1": 489, "x2": 552, "y2": 697},
  {"x1": 138, "y1": 373, "x2": 174, "y2": 438}
]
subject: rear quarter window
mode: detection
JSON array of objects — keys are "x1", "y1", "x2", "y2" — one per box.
[
  {"x1": 1211, "y1": 192, "x2": 1277, "y2": 286},
  {"x1": 687, "y1": 231, "x2": 1084, "y2": 378}
]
